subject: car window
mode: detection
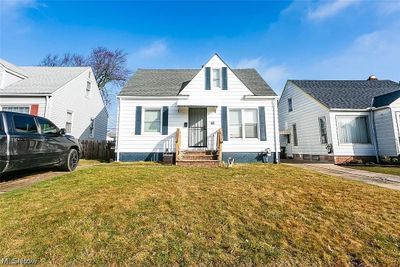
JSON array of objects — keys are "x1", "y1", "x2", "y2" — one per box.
[
  {"x1": 13, "y1": 115, "x2": 38, "y2": 134},
  {"x1": 37, "y1": 117, "x2": 59, "y2": 134},
  {"x1": 0, "y1": 115, "x2": 4, "y2": 133}
]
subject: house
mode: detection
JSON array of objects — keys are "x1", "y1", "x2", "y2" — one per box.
[
  {"x1": 0, "y1": 59, "x2": 108, "y2": 140},
  {"x1": 278, "y1": 77, "x2": 400, "y2": 164},
  {"x1": 116, "y1": 54, "x2": 280, "y2": 165}
]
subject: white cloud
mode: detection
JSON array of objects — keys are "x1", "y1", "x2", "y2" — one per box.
[
  {"x1": 308, "y1": 0, "x2": 359, "y2": 20},
  {"x1": 263, "y1": 65, "x2": 290, "y2": 93},
  {"x1": 135, "y1": 40, "x2": 167, "y2": 58},
  {"x1": 236, "y1": 57, "x2": 263, "y2": 69}
]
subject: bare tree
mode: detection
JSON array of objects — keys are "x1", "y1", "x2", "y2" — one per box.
[{"x1": 39, "y1": 47, "x2": 130, "y2": 105}]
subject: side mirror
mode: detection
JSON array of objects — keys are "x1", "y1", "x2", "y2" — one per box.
[{"x1": 59, "y1": 128, "x2": 66, "y2": 136}]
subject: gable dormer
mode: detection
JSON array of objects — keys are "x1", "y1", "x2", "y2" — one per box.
[{"x1": 179, "y1": 54, "x2": 255, "y2": 96}]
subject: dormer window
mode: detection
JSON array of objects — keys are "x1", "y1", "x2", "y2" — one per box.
[
  {"x1": 86, "y1": 81, "x2": 91, "y2": 97},
  {"x1": 212, "y1": 68, "x2": 221, "y2": 88}
]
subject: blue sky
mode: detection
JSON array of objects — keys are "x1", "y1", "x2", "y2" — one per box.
[{"x1": 1, "y1": 0, "x2": 400, "y2": 128}]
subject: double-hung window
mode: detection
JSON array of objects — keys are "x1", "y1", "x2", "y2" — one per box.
[
  {"x1": 66, "y1": 111, "x2": 73, "y2": 134},
  {"x1": 337, "y1": 116, "x2": 370, "y2": 144},
  {"x1": 89, "y1": 118, "x2": 95, "y2": 138},
  {"x1": 292, "y1": 124, "x2": 298, "y2": 146},
  {"x1": 144, "y1": 109, "x2": 161, "y2": 133},
  {"x1": 229, "y1": 109, "x2": 242, "y2": 138},
  {"x1": 213, "y1": 69, "x2": 221, "y2": 88},
  {"x1": 229, "y1": 109, "x2": 259, "y2": 139},
  {"x1": 319, "y1": 117, "x2": 328, "y2": 144},
  {"x1": 86, "y1": 81, "x2": 91, "y2": 97},
  {"x1": 2, "y1": 106, "x2": 30, "y2": 114},
  {"x1": 288, "y1": 98, "x2": 293, "y2": 112}
]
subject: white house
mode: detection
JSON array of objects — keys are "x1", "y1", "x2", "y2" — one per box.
[
  {"x1": 116, "y1": 54, "x2": 280, "y2": 165},
  {"x1": 0, "y1": 58, "x2": 108, "y2": 140},
  {"x1": 278, "y1": 78, "x2": 400, "y2": 164}
]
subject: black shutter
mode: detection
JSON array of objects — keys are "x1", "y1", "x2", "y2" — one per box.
[
  {"x1": 221, "y1": 106, "x2": 228, "y2": 141},
  {"x1": 205, "y1": 67, "x2": 211, "y2": 90},
  {"x1": 135, "y1": 106, "x2": 142, "y2": 135},
  {"x1": 222, "y1": 67, "x2": 228, "y2": 90},
  {"x1": 259, "y1": 106, "x2": 266, "y2": 141},
  {"x1": 162, "y1": 106, "x2": 168, "y2": 135}
]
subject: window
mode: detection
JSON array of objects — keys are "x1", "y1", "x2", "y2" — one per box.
[
  {"x1": 13, "y1": 115, "x2": 38, "y2": 133},
  {"x1": 66, "y1": 112, "x2": 73, "y2": 134},
  {"x1": 292, "y1": 124, "x2": 298, "y2": 146},
  {"x1": 37, "y1": 117, "x2": 58, "y2": 134},
  {"x1": 244, "y1": 109, "x2": 258, "y2": 138},
  {"x1": 86, "y1": 81, "x2": 91, "y2": 97},
  {"x1": 229, "y1": 109, "x2": 259, "y2": 139},
  {"x1": 319, "y1": 117, "x2": 328, "y2": 144},
  {"x1": 89, "y1": 118, "x2": 95, "y2": 138},
  {"x1": 2, "y1": 106, "x2": 30, "y2": 114},
  {"x1": 337, "y1": 116, "x2": 370, "y2": 144},
  {"x1": 213, "y1": 68, "x2": 221, "y2": 88},
  {"x1": 229, "y1": 109, "x2": 242, "y2": 138},
  {"x1": 144, "y1": 109, "x2": 161, "y2": 133},
  {"x1": 288, "y1": 98, "x2": 293, "y2": 112},
  {"x1": 0, "y1": 115, "x2": 4, "y2": 133}
]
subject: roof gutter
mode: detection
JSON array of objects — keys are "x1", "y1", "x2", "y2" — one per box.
[
  {"x1": 0, "y1": 93, "x2": 51, "y2": 97},
  {"x1": 117, "y1": 95, "x2": 190, "y2": 100},
  {"x1": 243, "y1": 95, "x2": 279, "y2": 100}
]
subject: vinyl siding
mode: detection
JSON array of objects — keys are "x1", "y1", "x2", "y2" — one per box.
[
  {"x1": 48, "y1": 69, "x2": 108, "y2": 140},
  {"x1": 374, "y1": 108, "x2": 397, "y2": 156},
  {"x1": 390, "y1": 99, "x2": 400, "y2": 155},
  {"x1": 278, "y1": 82, "x2": 331, "y2": 155},
  {"x1": 0, "y1": 96, "x2": 46, "y2": 116}
]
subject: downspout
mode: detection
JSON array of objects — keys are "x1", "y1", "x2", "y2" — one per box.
[
  {"x1": 369, "y1": 107, "x2": 380, "y2": 163},
  {"x1": 115, "y1": 98, "x2": 121, "y2": 162},
  {"x1": 273, "y1": 98, "x2": 280, "y2": 163},
  {"x1": 44, "y1": 95, "x2": 50, "y2": 118}
]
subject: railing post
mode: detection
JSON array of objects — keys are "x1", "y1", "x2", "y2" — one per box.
[{"x1": 175, "y1": 128, "x2": 181, "y2": 163}]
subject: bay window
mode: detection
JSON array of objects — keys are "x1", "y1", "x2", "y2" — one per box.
[
  {"x1": 337, "y1": 116, "x2": 370, "y2": 144},
  {"x1": 144, "y1": 109, "x2": 161, "y2": 133},
  {"x1": 229, "y1": 109, "x2": 259, "y2": 139}
]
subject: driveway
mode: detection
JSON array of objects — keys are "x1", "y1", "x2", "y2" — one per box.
[
  {"x1": 0, "y1": 164, "x2": 97, "y2": 194},
  {"x1": 284, "y1": 162, "x2": 400, "y2": 191}
]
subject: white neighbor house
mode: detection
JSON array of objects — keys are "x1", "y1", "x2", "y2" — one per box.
[
  {"x1": 116, "y1": 54, "x2": 280, "y2": 164},
  {"x1": 0, "y1": 59, "x2": 108, "y2": 140},
  {"x1": 279, "y1": 78, "x2": 400, "y2": 164}
]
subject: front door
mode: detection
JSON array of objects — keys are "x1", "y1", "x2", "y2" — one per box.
[{"x1": 188, "y1": 108, "x2": 207, "y2": 147}]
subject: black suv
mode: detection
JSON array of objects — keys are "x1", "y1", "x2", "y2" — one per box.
[{"x1": 0, "y1": 111, "x2": 81, "y2": 174}]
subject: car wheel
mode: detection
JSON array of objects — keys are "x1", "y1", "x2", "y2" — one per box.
[{"x1": 61, "y1": 149, "x2": 79, "y2": 172}]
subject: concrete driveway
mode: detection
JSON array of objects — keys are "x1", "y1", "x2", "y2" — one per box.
[{"x1": 284, "y1": 162, "x2": 400, "y2": 191}]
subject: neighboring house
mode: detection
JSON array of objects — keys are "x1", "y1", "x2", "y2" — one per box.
[
  {"x1": 279, "y1": 77, "x2": 400, "y2": 164},
  {"x1": 116, "y1": 54, "x2": 280, "y2": 164},
  {"x1": 0, "y1": 59, "x2": 108, "y2": 140}
]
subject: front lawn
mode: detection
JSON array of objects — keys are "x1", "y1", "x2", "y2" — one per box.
[
  {"x1": 347, "y1": 165, "x2": 400, "y2": 176},
  {"x1": 1, "y1": 163, "x2": 399, "y2": 266}
]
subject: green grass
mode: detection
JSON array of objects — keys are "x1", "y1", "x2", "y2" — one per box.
[
  {"x1": 1, "y1": 163, "x2": 399, "y2": 266},
  {"x1": 348, "y1": 166, "x2": 400, "y2": 176}
]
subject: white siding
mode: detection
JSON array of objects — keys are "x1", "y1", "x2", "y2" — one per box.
[
  {"x1": 278, "y1": 82, "x2": 331, "y2": 155},
  {"x1": 374, "y1": 108, "x2": 397, "y2": 156},
  {"x1": 0, "y1": 70, "x2": 24, "y2": 89},
  {"x1": 117, "y1": 55, "x2": 279, "y2": 156},
  {"x1": 329, "y1": 111, "x2": 376, "y2": 156},
  {"x1": 0, "y1": 96, "x2": 46, "y2": 116},
  {"x1": 48, "y1": 69, "x2": 108, "y2": 140},
  {"x1": 390, "y1": 101, "x2": 400, "y2": 155}
]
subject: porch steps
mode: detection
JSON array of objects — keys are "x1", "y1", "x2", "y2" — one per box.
[{"x1": 176, "y1": 150, "x2": 220, "y2": 167}]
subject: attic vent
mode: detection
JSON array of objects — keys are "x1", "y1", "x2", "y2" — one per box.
[{"x1": 368, "y1": 75, "x2": 378, "y2": 80}]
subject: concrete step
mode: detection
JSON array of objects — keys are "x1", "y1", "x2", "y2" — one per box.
[
  {"x1": 181, "y1": 155, "x2": 217, "y2": 160},
  {"x1": 176, "y1": 160, "x2": 220, "y2": 167}
]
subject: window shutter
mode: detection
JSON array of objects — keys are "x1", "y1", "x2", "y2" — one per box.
[
  {"x1": 259, "y1": 106, "x2": 266, "y2": 141},
  {"x1": 135, "y1": 106, "x2": 142, "y2": 135},
  {"x1": 30, "y1": 104, "x2": 39, "y2": 116},
  {"x1": 222, "y1": 67, "x2": 228, "y2": 90},
  {"x1": 162, "y1": 106, "x2": 168, "y2": 135},
  {"x1": 221, "y1": 106, "x2": 228, "y2": 141},
  {"x1": 205, "y1": 67, "x2": 211, "y2": 90}
]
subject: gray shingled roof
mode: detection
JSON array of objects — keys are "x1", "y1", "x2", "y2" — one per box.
[
  {"x1": 119, "y1": 68, "x2": 276, "y2": 96},
  {"x1": 289, "y1": 80, "x2": 400, "y2": 109},
  {"x1": 0, "y1": 66, "x2": 89, "y2": 95},
  {"x1": 0, "y1": 58, "x2": 28, "y2": 77},
  {"x1": 373, "y1": 90, "x2": 400, "y2": 108}
]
